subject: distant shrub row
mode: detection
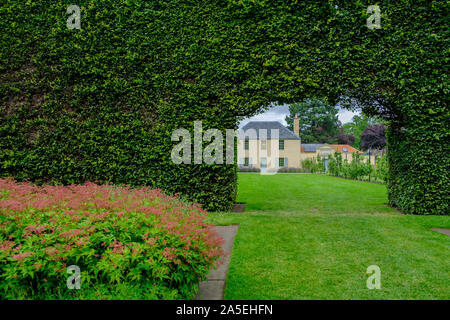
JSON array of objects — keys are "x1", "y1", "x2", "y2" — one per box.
[
  {"x1": 301, "y1": 156, "x2": 325, "y2": 174},
  {"x1": 238, "y1": 167, "x2": 311, "y2": 173},
  {"x1": 328, "y1": 152, "x2": 388, "y2": 183}
]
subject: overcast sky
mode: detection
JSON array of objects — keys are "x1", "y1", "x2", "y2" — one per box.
[{"x1": 238, "y1": 104, "x2": 360, "y2": 128}]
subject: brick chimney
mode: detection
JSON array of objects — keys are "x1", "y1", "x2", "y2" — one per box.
[{"x1": 293, "y1": 113, "x2": 299, "y2": 136}]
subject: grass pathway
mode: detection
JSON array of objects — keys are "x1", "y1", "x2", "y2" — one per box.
[{"x1": 207, "y1": 174, "x2": 450, "y2": 299}]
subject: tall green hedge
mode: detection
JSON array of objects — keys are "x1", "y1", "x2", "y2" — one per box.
[{"x1": 1, "y1": 1, "x2": 448, "y2": 213}]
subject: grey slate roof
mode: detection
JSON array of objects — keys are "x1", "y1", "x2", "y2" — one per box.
[
  {"x1": 239, "y1": 121, "x2": 300, "y2": 140},
  {"x1": 302, "y1": 144, "x2": 324, "y2": 152}
]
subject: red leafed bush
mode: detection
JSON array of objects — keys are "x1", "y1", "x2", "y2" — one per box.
[{"x1": 0, "y1": 178, "x2": 224, "y2": 299}]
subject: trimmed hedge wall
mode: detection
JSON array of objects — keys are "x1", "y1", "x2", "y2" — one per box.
[
  {"x1": 1, "y1": 1, "x2": 448, "y2": 214},
  {"x1": 0, "y1": 1, "x2": 241, "y2": 211},
  {"x1": 387, "y1": 124, "x2": 449, "y2": 215}
]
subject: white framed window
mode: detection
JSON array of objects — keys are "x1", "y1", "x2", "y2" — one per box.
[
  {"x1": 260, "y1": 139, "x2": 267, "y2": 150},
  {"x1": 278, "y1": 157, "x2": 288, "y2": 168},
  {"x1": 244, "y1": 138, "x2": 249, "y2": 150}
]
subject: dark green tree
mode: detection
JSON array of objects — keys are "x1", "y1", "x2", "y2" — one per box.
[
  {"x1": 286, "y1": 99, "x2": 341, "y2": 144},
  {"x1": 337, "y1": 133, "x2": 356, "y2": 146},
  {"x1": 360, "y1": 124, "x2": 387, "y2": 151},
  {"x1": 342, "y1": 115, "x2": 380, "y2": 149}
]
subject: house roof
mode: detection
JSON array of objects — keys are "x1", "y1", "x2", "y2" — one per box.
[
  {"x1": 239, "y1": 121, "x2": 300, "y2": 140},
  {"x1": 333, "y1": 145, "x2": 360, "y2": 153},
  {"x1": 301, "y1": 144, "x2": 324, "y2": 152},
  {"x1": 300, "y1": 144, "x2": 361, "y2": 153}
]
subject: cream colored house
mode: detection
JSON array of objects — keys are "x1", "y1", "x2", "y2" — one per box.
[
  {"x1": 238, "y1": 120, "x2": 302, "y2": 169},
  {"x1": 238, "y1": 114, "x2": 371, "y2": 170}
]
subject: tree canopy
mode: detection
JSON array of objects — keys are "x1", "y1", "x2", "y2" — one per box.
[
  {"x1": 286, "y1": 99, "x2": 341, "y2": 144},
  {"x1": 337, "y1": 133, "x2": 356, "y2": 146},
  {"x1": 342, "y1": 115, "x2": 381, "y2": 149},
  {"x1": 360, "y1": 124, "x2": 387, "y2": 151}
]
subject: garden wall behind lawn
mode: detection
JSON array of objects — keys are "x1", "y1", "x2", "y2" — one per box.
[{"x1": 1, "y1": 1, "x2": 448, "y2": 214}]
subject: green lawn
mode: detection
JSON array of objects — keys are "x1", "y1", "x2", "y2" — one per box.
[{"x1": 207, "y1": 173, "x2": 450, "y2": 300}]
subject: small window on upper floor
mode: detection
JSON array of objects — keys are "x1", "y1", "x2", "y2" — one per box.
[
  {"x1": 261, "y1": 140, "x2": 267, "y2": 150},
  {"x1": 279, "y1": 140, "x2": 285, "y2": 150},
  {"x1": 244, "y1": 138, "x2": 249, "y2": 150}
]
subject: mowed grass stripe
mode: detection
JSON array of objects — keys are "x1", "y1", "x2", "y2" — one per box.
[{"x1": 207, "y1": 174, "x2": 450, "y2": 299}]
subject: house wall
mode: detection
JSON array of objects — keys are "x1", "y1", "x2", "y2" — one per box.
[
  {"x1": 238, "y1": 139, "x2": 301, "y2": 169},
  {"x1": 299, "y1": 151, "x2": 376, "y2": 165},
  {"x1": 299, "y1": 146, "x2": 335, "y2": 166},
  {"x1": 299, "y1": 152, "x2": 316, "y2": 162},
  {"x1": 337, "y1": 152, "x2": 377, "y2": 164}
]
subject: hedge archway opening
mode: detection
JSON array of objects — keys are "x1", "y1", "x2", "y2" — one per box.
[{"x1": 1, "y1": 1, "x2": 448, "y2": 214}]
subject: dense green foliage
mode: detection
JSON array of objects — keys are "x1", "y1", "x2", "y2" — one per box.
[
  {"x1": 1, "y1": 1, "x2": 448, "y2": 213},
  {"x1": 0, "y1": 179, "x2": 223, "y2": 299},
  {"x1": 0, "y1": 0, "x2": 240, "y2": 211},
  {"x1": 337, "y1": 133, "x2": 356, "y2": 146},
  {"x1": 328, "y1": 152, "x2": 388, "y2": 183},
  {"x1": 286, "y1": 99, "x2": 341, "y2": 144},
  {"x1": 360, "y1": 124, "x2": 387, "y2": 151},
  {"x1": 342, "y1": 115, "x2": 381, "y2": 149},
  {"x1": 301, "y1": 155, "x2": 325, "y2": 173}
]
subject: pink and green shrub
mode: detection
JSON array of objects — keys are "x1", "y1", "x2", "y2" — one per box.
[{"x1": 0, "y1": 178, "x2": 223, "y2": 299}]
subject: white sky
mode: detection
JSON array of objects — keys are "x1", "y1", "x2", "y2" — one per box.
[{"x1": 238, "y1": 104, "x2": 360, "y2": 128}]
